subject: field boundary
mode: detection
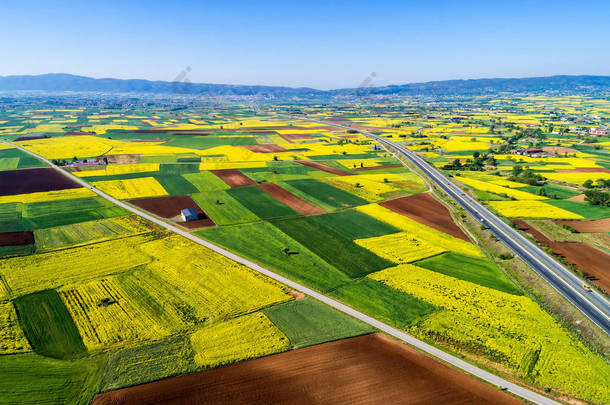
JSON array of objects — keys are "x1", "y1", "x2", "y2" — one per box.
[{"x1": 4, "y1": 140, "x2": 558, "y2": 405}]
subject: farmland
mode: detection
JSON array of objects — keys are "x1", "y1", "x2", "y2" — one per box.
[{"x1": 0, "y1": 101, "x2": 608, "y2": 404}]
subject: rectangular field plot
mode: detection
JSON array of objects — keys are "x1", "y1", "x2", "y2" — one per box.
[
  {"x1": 59, "y1": 278, "x2": 169, "y2": 351},
  {"x1": 263, "y1": 299, "x2": 373, "y2": 348},
  {"x1": 190, "y1": 312, "x2": 290, "y2": 368},
  {"x1": 99, "y1": 336, "x2": 197, "y2": 392},
  {"x1": 0, "y1": 353, "x2": 103, "y2": 405},
  {"x1": 0, "y1": 168, "x2": 82, "y2": 197},
  {"x1": 34, "y1": 216, "x2": 150, "y2": 251},
  {"x1": 191, "y1": 190, "x2": 258, "y2": 225},
  {"x1": 198, "y1": 221, "x2": 351, "y2": 292},
  {"x1": 14, "y1": 290, "x2": 87, "y2": 359},
  {"x1": 281, "y1": 179, "x2": 368, "y2": 210},
  {"x1": 0, "y1": 147, "x2": 47, "y2": 169},
  {"x1": 182, "y1": 171, "x2": 230, "y2": 192},
  {"x1": 227, "y1": 186, "x2": 298, "y2": 219},
  {"x1": 271, "y1": 216, "x2": 393, "y2": 278},
  {"x1": 308, "y1": 209, "x2": 400, "y2": 240},
  {"x1": 92, "y1": 177, "x2": 168, "y2": 199}
]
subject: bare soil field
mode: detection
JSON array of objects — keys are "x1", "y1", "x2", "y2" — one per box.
[
  {"x1": 0, "y1": 168, "x2": 82, "y2": 196},
  {"x1": 129, "y1": 195, "x2": 204, "y2": 218},
  {"x1": 91, "y1": 333, "x2": 521, "y2": 405},
  {"x1": 542, "y1": 146, "x2": 579, "y2": 154},
  {"x1": 106, "y1": 155, "x2": 141, "y2": 164},
  {"x1": 566, "y1": 194, "x2": 586, "y2": 202},
  {"x1": 279, "y1": 133, "x2": 313, "y2": 143},
  {"x1": 129, "y1": 195, "x2": 214, "y2": 229},
  {"x1": 241, "y1": 144, "x2": 288, "y2": 153},
  {"x1": 210, "y1": 169, "x2": 256, "y2": 187},
  {"x1": 515, "y1": 220, "x2": 610, "y2": 292},
  {"x1": 14, "y1": 135, "x2": 47, "y2": 141},
  {"x1": 354, "y1": 164, "x2": 403, "y2": 171},
  {"x1": 64, "y1": 131, "x2": 95, "y2": 136},
  {"x1": 296, "y1": 160, "x2": 352, "y2": 176},
  {"x1": 554, "y1": 218, "x2": 610, "y2": 233},
  {"x1": 381, "y1": 193, "x2": 469, "y2": 241},
  {"x1": 258, "y1": 183, "x2": 325, "y2": 215},
  {"x1": 0, "y1": 231, "x2": 35, "y2": 246}
]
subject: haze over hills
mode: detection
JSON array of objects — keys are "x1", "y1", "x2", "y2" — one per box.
[{"x1": 1, "y1": 73, "x2": 610, "y2": 97}]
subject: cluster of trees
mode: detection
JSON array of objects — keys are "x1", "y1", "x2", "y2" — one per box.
[
  {"x1": 584, "y1": 189, "x2": 610, "y2": 206},
  {"x1": 496, "y1": 127, "x2": 547, "y2": 153},
  {"x1": 442, "y1": 151, "x2": 496, "y2": 171},
  {"x1": 508, "y1": 165, "x2": 545, "y2": 186}
]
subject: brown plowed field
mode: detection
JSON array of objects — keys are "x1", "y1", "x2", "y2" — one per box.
[
  {"x1": 514, "y1": 220, "x2": 610, "y2": 291},
  {"x1": 0, "y1": 231, "x2": 34, "y2": 247},
  {"x1": 211, "y1": 169, "x2": 255, "y2": 187},
  {"x1": 542, "y1": 146, "x2": 578, "y2": 154},
  {"x1": 258, "y1": 183, "x2": 325, "y2": 215},
  {"x1": 241, "y1": 144, "x2": 288, "y2": 153},
  {"x1": 354, "y1": 163, "x2": 403, "y2": 171},
  {"x1": 566, "y1": 194, "x2": 586, "y2": 202},
  {"x1": 0, "y1": 168, "x2": 82, "y2": 197},
  {"x1": 555, "y1": 168, "x2": 610, "y2": 173},
  {"x1": 129, "y1": 195, "x2": 214, "y2": 229},
  {"x1": 554, "y1": 218, "x2": 610, "y2": 233},
  {"x1": 381, "y1": 194, "x2": 469, "y2": 241},
  {"x1": 279, "y1": 133, "x2": 313, "y2": 143},
  {"x1": 14, "y1": 135, "x2": 47, "y2": 141},
  {"x1": 296, "y1": 160, "x2": 352, "y2": 176},
  {"x1": 91, "y1": 333, "x2": 521, "y2": 405}
]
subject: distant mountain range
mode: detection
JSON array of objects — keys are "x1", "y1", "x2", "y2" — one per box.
[{"x1": 1, "y1": 73, "x2": 609, "y2": 97}]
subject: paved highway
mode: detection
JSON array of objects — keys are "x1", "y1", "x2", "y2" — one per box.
[
  {"x1": 284, "y1": 116, "x2": 610, "y2": 335},
  {"x1": 4, "y1": 141, "x2": 561, "y2": 404}
]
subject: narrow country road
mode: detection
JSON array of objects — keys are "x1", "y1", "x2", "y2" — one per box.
[
  {"x1": 280, "y1": 115, "x2": 610, "y2": 335},
  {"x1": 5, "y1": 140, "x2": 559, "y2": 405}
]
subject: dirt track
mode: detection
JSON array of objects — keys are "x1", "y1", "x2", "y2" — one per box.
[
  {"x1": 0, "y1": 168, "x2": 82, "y2": 196},
  {"x1": 211, "y1": 169, "x2": 256, "y2": 187},
  {"x1": 514, "y1": 220, "x2": 610, "y2": 292},
  {"x1": 381, "y1": 193, "x2": 469, "y2": 241},
  {"x1": 258, "y1": 183, "x2": 325, "y2": 215},
  {"x1": 296, "y1": 160, "x2": 352, "y2": 176},
  {"x1": 90, "y1": 333, "x2": 522, "y2": 405}
]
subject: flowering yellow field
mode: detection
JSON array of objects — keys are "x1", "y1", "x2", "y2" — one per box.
[
  {"x1": 0, "y1": 234, "x2": 155, "y2": 298},
  {"x1": 0, "y1": 302, "x2": 31, "y2": 354},
  {"x1": 329, "y1": 172, "x2": 425, "y2": 202},
  {"x1": 198, "y1": 160, "x2": 268, "y2": 170},
  {"x1": 92, "y1": 177, "x2": 168, "y2": 199},
  {"x1": 436, "y1": 140, "x2": 489, "y2": 151},
  {"x1": 357, "y1": 203, "x2": 483, "y2": 257},
  {"x1": 355, "y1": 232, "x2": 446, "y2": 263},
  {"x1": 457, "y1": 177, "x2": 546, "y2": 200},
  {"x1": 134, "y1": 236, "x2": 291, "y2": 329},
  {"x1": 74, "y1": 163, "x2": 160, "y2": 177},
  {"x1": 543, "y1": 172, "x2": 610, "y2": 185},
  {"x1": 80, "y1": 124, "x2": 139, "y2": 134},
  {"x1": 190, "y1": 312, "x2": 290, "y2": 368},
  {"x1": 460, "y1": 173, "x2": 527, "y2": 188},
  {"x1": 488, "y1": 200, "x2": 583, "y2": 219},
  {"x1": 369, "y1": 264, "x2": 610, "y2": 403},
  {"x1": 337, "y1": 158, "x2": 385, "y2": 169},
  {"x1": 0, "y1": 187, "x2": 95, "y2": 204},
  {"x1": 59, "y1": 278, "x2": 168, "y2": 351}
]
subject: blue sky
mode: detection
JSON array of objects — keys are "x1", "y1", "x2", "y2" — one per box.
[{"x1": 1, "y1": 0, "x2": 609, "y2": 89}]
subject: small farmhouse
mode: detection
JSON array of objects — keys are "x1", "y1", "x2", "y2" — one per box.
[{"x1": 180, "y1": 208, "x2": 199, "y2": 222}]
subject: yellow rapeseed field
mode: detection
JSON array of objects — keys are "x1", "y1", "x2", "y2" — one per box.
[
  {"x1": 543, "y1": 172, "x2": 610, "y2": 185},
  {"x1": 355, "y1": 232, "x2": 446, "y2": 262},
  {"x1": 488, "y1": 200, "x2": 584, "y2": 219},
  {"x1": 357, "y1": 204, "x2": 483, "y2": 257},
  {"x1": 74, "y1": 163, "x2": 160, "y2": 177},
  {"x1": 369, "y1": 264, "x2": 610, "y2": 403},
  {"x1": 457, "y1": 177, "x2": 546, "y2": 200},
  {"x1": 0, "y1": 302, "x2": 31, "y2": 354},
  {"x1": 0, "y1": 187, "x2": 96, "y2": 204},
  {"x1": 92, "y1": 177, "x2": 168, "y2": 199},
  {"x1": 59, "y1": 278, "x2": 168, "y2": 351},
  {"x1": 190, "y1": 312, "x2": 290, "y2": 368},
  {"x1": 135, "y1": 236, "x2": 291, "y2": 329}
]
